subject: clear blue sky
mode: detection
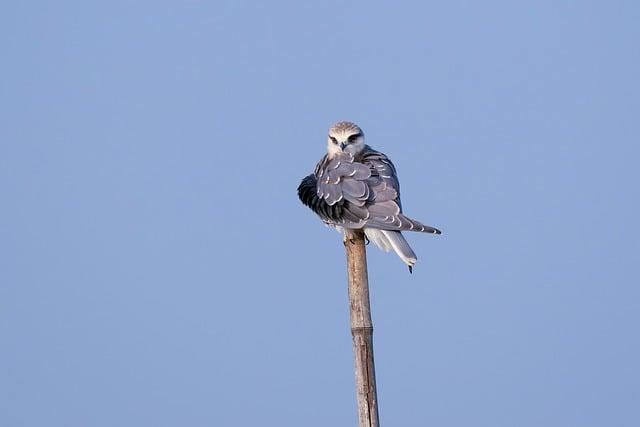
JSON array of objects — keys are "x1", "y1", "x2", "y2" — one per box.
[{"x1": 2, "y1": 1, "x2": 639, "y2": 426}]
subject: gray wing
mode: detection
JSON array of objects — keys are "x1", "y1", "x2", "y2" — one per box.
[{"x1": 311, "y1": 148, "x2": 441, "y2": 234}]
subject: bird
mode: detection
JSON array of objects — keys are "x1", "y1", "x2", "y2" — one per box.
[{"x1": 297, "y1": 121, "x2": 441, "y2": 273}]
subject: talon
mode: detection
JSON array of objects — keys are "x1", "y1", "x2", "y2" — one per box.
[
  {"x1": 364, "y1": 236, "x2": 370, "y2": 246},
  {"x1": 408, "y1": 265, "x2": 413, "y2": 274}
]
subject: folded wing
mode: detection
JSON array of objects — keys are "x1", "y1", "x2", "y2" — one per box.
[{"x1": 299, "y1": 148, "x2": 441, "y2": 234}]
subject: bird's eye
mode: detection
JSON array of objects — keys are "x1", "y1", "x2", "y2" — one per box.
[
  {"x1": 329, "y1": 136, "x2": 338, "y2": 144},
  {"x1": 348, "y1": 133, "x2": 362, "y2": 142}
]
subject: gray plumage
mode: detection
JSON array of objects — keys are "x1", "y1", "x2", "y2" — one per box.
[{"x1": 298, "y1": 121, "x2": 441, "y2": 271}]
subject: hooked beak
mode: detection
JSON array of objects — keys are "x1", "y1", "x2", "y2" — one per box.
[{"x1": 339, "y1": 141, "x2": 347, "y2": 150}]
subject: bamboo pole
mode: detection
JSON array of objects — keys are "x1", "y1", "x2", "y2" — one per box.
[{"x1": 344, "y1": 230, "x2": 380, "y2": 427}]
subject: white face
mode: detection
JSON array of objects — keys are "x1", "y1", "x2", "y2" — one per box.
[{"x1": 326, "y1": 125, "x2": 365, "y2": 157}]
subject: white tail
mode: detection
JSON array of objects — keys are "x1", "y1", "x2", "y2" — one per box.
[{"x1": 364, "y1": 228, "x2": 417, "y2": 269}]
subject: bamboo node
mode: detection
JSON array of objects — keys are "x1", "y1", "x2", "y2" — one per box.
[{"x1": 351, "y1": 326, "x2": 374, "y2": 335}]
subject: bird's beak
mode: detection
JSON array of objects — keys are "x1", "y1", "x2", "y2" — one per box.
[{"x1": 339, "y1": 141, "x2": 347, "y2": 150}]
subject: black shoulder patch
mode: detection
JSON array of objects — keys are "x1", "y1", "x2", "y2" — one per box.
[{"x1": 297, "y1": 174, "x2": 344, "y2": 223}]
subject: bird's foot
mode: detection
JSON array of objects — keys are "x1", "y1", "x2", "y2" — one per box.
[
  {"x1": 408, "y1": 265, "x2": 413, "y2": 274},
  {"x1": 343, "y1": 230, "x2": 359, "y2": 245},
  {"x1": 342, "y1": 236, "x2": 357, "y2": 246}
]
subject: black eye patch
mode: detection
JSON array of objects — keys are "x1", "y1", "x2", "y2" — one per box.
[
  {"x1": 347, "y1": 133, "x2": 362, "y2": 142},
  {"x1": 329, "y1": 136, "x2": 338, "y2": 144}
]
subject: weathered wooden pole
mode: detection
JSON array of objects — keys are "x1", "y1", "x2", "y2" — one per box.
[{"x1": 344, "y1": 230, "x2": 380, "y2": 427}]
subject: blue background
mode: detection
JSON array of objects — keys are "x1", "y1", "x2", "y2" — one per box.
[{"x1": 2, "y1": 1, "x2": 639, "y2": 426}]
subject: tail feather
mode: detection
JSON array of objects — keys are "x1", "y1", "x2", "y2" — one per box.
[
  {"x1": 383, "y1": 230, "x2": 417, "y2": 267},
  {"x1": 365, "y1": 228, "x2": 417, "y2": 268}
]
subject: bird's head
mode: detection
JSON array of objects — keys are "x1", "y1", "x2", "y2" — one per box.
[{"x1": 327, "y1": 121, "x2": 365, "y2": 158}]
